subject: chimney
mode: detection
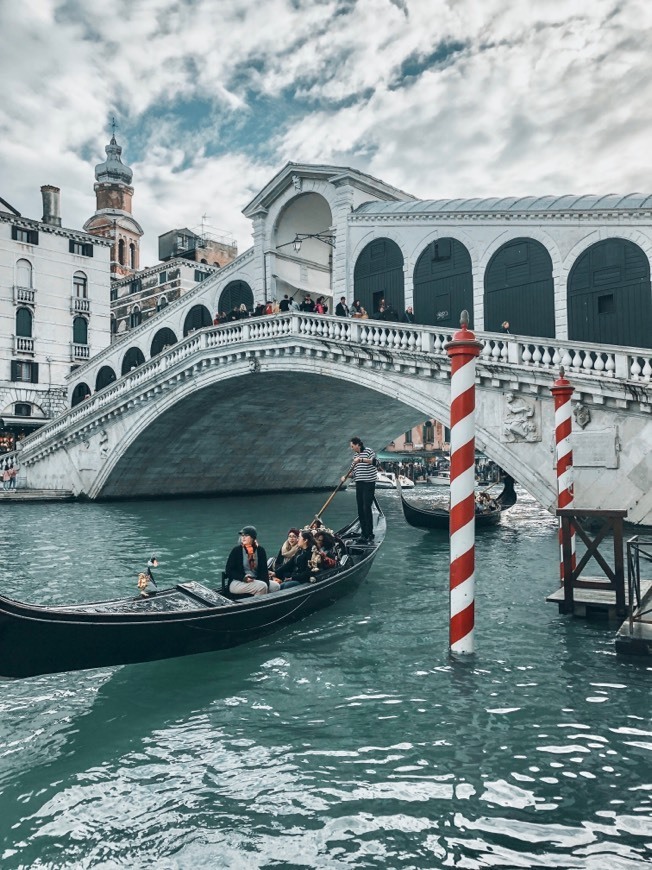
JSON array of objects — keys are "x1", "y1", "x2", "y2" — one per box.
[{"x1": 41, "y1": 185, "x2": 61, "y2": 227}]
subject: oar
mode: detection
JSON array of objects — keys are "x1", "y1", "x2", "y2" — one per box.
[{"x1": 313, "y1": 471, "x2": 352, "y2": 522}]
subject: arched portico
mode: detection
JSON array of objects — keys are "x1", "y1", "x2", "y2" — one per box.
[{"x1": 353, "y1": 238, "x2": 405, "y2": 317}]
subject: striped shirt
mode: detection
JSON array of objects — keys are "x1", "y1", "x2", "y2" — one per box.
[{"x1": 350, "y1": 447, "x2": 378, "y2": 482}]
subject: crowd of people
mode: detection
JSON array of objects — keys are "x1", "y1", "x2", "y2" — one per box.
[{"x1": 212, "y1": 294, "x2": 419, "y2": 324}]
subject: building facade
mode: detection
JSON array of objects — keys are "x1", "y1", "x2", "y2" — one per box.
[
  {"x1": 0, "y1": 187, "x2": 111, "y2": 450},
  {"x1": 111, "y1": 258, "x2": 218, "y2": 339},
  {"x1": 159, "y1": 227, "x2": 237, "y2": 268}
]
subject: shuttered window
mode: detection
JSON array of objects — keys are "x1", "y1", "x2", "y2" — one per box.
[{"x1": 12, "y1": 226, "x2": 39, "y2": 245}]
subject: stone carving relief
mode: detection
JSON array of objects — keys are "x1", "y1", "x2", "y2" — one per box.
[
  {"x1": 502, "y1": 391, "x2": 540, "y2": 443},
  {"x1": 573, "y1": 402, "x2": 591, "y2": 429},
  {"x1": 99, "y1": 429, "x2": 110, "y2": 458},
  {"x1": 292, "y1": 174, "x2": 303, "y2": 191}
]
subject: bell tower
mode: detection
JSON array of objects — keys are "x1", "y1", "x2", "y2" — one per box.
[{"x1": 84, "y1": 126, "x2": 144, "y2": 277}]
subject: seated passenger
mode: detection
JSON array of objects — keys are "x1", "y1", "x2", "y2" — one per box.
[
  {"x1": 312, "y1": 530, "x2": 339, "y2": 570},
  {"x1": 225, "y1": 525, "x2": 280, "y2": 596},
  {"x1": 271, "y1": 530, "x2": 319, "y2": 589},
  {"x1": 274, "y1": 528, "x2": 300, "y2": 570}
]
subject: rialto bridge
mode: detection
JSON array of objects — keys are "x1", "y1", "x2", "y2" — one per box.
[{"x1": 12, "y1": 312, "x2": 652, "y2": 526}]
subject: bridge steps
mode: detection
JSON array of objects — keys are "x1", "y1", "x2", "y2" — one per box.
[{"x1": 0, "y1": 489, "x2": 76, "y2": 503}]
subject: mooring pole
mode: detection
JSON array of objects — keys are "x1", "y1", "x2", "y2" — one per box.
[
  {"x1": 445, "y1": 311, "x2": 483, "y2": 656},
  {"x1": 551, "y1": 367, "x2": 576, "y2": 583}
]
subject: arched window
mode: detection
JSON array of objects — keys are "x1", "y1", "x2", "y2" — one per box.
[
  {"x1": 73, "y1": 316, "x2": 88, "y2": 345},
  {"x1": 568, "y1": 239, "x2": 652, "y2": 348},
  {"x1": 16, "y1": 307, "x2": 33, "y2": 337},
  {"x1": 156, "y1": 295, "x2": 168, "y2": 312},
  {"x1": 129, "y1": 242, "x2": 136, "y2": 269},
  {"x1": 484, "y1": 238, "x2": 555, "y2": 337},
  {"x1": 130, "y1": 305, "x2": 142, "y2": 329},
  {"x1": 95, "y1": 366, "x2": 117, "y2": 391},
  {"x1": 413, "y1": 238, "x2": 473, "y2": 328},
  {"x1": 16, "y1": 258, "x2": 33, "y2": 289},
  {"x1": 218, "y1": 281, "x2": 254, "y2": 314},
  {"x1": 183, "y1": 304, "x2": 212, "y2": 336},
  {"x1": 121, "y1": 346, "x2": 146, "y2": 375},
  {"x1": 353, "y1": 238, "x2": 405, "y2": 317},
  {"x1": 73, "y1": 271, "x2": 88, "y2": 298},
  {"x1": 150, "y1": 327, "x2": 178, "y2": 356},
  {"x1": 118, "y1": 239, "x2": 125, "y2": 265},
  {"x1": 71, "y1": 383, "x2": 91, "y2": 407}
]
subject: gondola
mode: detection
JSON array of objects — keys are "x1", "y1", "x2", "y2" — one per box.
[
  {"x1": 397, "y1": 474, "x2": 516, "y2": 531},
  {"x1": 0, "y1": 505, "x2": 386, "y2": 680}
]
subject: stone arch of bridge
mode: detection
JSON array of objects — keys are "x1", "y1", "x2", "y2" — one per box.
[
  {"x1": 264, "y1": 182, "x2": 338, "y2": 251},
  {"x1": 85, "y1": 354, "x2": 554, "y2": 508}
]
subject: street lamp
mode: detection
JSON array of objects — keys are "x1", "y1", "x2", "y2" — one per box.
[{"x1": 277, "y1": 232, "x2": 335, "y2": 253}]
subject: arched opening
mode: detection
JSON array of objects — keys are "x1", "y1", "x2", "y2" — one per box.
[
  {"x1": 95, "y1": 366, "x2": 117, "y2": 391},
  {"x1": 218, "y1": 280, "x2": 254, "y2": 314},
  {"x1": 16, "y1": 258, "x2": 33, "y2": 288},
  {"x1": 568, "y1": 239, "x2": 652, "y2": 348},
  {"x1": 353, "y1": 238, "x2": 404, "y2": 317},
  {"x1": 150, "y1": 327, "x2": 178, "y2": 357},
  {"x1": 118, "y1": 239, "x2": 125, "y2": 265},
  {"x1": 130, "y1": 305, "x2": 142, "y2": 329},
  {"x1": 156, "y1": 295, "x2": 168, "y2": 312},
  {"x1": 121, "y1": 346, "x2": 145, "y2": 375},
  {"x1": 73, "y1": 271, "x2": 87, "y2": 298},
  {"x1": 71, "y1": 382, "x2": 91, "y2": 407},
  {"x1": 274, "y1": 192, "x2": 333, "y2": 305},
  {"x1": 484, "y1": 238, "x2": 555, "y2": 337},
  {"x1": 413, "y1": 238, "x2": 473, "y2": 327},
  {"x1": 15, "y1": 307, "x2": 32, "y2": 337},
  {"x1": 183, "y1": 304, "x2": 212, "y2": 336},
  {"x1": 73, "y1": 316, "x2": 88, "y2": 345},
  {"x1": 130, "y1": 242, "x2": 136, "y2": 269}
]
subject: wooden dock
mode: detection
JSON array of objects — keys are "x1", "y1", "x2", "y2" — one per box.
[{"x1": 546, "y1": 578, "x2": 652, "y2": 618}]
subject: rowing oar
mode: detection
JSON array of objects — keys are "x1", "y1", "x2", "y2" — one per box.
[{"x1": 313, "y1": 470, "x2": 352, "y2": 522}]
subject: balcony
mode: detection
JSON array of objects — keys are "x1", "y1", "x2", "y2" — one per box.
[
  {"x1": 71, "y1": 296, "x2": 90, "y2": 314},
  {"x1": 14, "y1": 335, "x2": 34, "y2": 355},
  {"x1": 13, "y1": 285, "x2": 35, "y2": 305},
  {"x1": 71, "y1": 343, "x2": 90, "y2": 360}
]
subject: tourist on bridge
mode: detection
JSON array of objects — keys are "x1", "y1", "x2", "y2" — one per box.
[
  {"x1": 335, "y1": 296, "x2": 349, "y2": 317},
  {"x1": 403, "y1": 306, "x2": 416, "y2": 323},
  {"x1": 225, "y1": 526, "x2": 280, "y2": 596},
  {"x1": 350, "y1": 300, "x2": 363, "y2": 317},
  {"x1": 300, "y1": 294, "x2": 315, "y2": 312},
  {"x1": 315, "y1": 296, "x2": 328, "y2": 314},
  {"x1": 8, "y1": 463, "x2": 17, "y2": 490},
  {"x1": 279, "y1": 295, "x2": 291, "y2": 312},
  {"x1": 2, "y1": 462, "x2": 11, "y2": 491},
  {"x1": 342, "y1": 437, "x2": 378, "y2": 543}
]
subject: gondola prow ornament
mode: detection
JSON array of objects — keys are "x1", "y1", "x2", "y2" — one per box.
[{"x1": 445, "y1": 311, "x2": 483, "y2": 656}]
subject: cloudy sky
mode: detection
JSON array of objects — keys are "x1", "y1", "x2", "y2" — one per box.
[{"x1": 1, "y1": 0, "x2": 651, "y2": 265}]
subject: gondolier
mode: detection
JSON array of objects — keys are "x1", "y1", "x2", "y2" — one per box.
[{"x1": 343, "y1": 437, "x2": 378, "y2": 543}]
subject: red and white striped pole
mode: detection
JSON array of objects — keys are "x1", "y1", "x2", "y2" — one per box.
[
  {"x1": 551, "y1": 367, "x2": 576, "y2": 582},
  {"x1": 445, "y1": 311, "x2": 483, "y2": 656}
]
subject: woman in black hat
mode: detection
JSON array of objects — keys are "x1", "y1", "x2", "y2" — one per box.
[{"x1": 224, "y1": 526, "x2": 280, "y2": 596}]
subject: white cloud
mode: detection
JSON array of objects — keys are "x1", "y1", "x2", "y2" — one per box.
[{"x1": 1, "y1": 0, "x2": 651, "y2": 265}]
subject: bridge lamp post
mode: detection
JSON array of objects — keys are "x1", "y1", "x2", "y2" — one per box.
[
  {"x1": 445, "y1": 311, "x2": 483, "y2": 657},
  {"x1": 276, "y1": 232, "x2": 336, "y2": 253}
]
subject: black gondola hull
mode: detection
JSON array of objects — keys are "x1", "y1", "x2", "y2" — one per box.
[
  {"x1": 397, "y1": 475, "x2": 515, "y2": 531},
  {"x1": 0, "y1": 514, "x2": 385, "y2": 679}
]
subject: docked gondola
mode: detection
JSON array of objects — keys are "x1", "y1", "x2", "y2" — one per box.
[
  {"x1": 397, "y1": 474, "x2": 516, "y2": 531},
  {"x1": 0, "y1": 505, "x2": 386, "y2": 680}
]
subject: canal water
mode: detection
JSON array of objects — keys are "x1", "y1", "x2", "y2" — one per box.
[{"x1": 0, "y1": 488, "x2": 650, "y2": 869}]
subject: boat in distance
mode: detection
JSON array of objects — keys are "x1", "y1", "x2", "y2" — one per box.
[
  {"x1": 0, "y1": 506, "x2": 386, "y2": 680},
  {"x1": 397, "y1": 474, "x2": 517, "y2": 530},
  {"x1": 349, "y1": 471, "x2": 414, "y2": 489}
]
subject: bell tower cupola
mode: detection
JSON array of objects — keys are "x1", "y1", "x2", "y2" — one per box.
[{"x1": 84, "y1": 125, "x2": 144, "y2": 277}]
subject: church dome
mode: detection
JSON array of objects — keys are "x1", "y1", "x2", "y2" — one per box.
[{"x1": 95, "y1": 135, "x2": 133, "y2": 185}]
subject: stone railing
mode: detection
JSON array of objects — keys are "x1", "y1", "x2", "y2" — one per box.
[
  {"x1": 71, "y1": 343, "x2": 91, "y2": 360},
  {"x1": 14, "y1": 335, "x2": 34, "y2": 354},
  {"x1": 65, "y1": 246, "x2": 256, "y2": 383},
  {"x1": 14, "y1": 285, "x2": 35, "y2": 305},
  {"x1": 20, "y1": 314, "x2": 652, "y2": 456},
  {"x1": 71, "y1": 296, "x2": 91, "y2": 314}
]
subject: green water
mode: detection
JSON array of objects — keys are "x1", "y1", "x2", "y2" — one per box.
[{"x1": 0, "y1": 489, "x2": 650, "y2": 869}]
